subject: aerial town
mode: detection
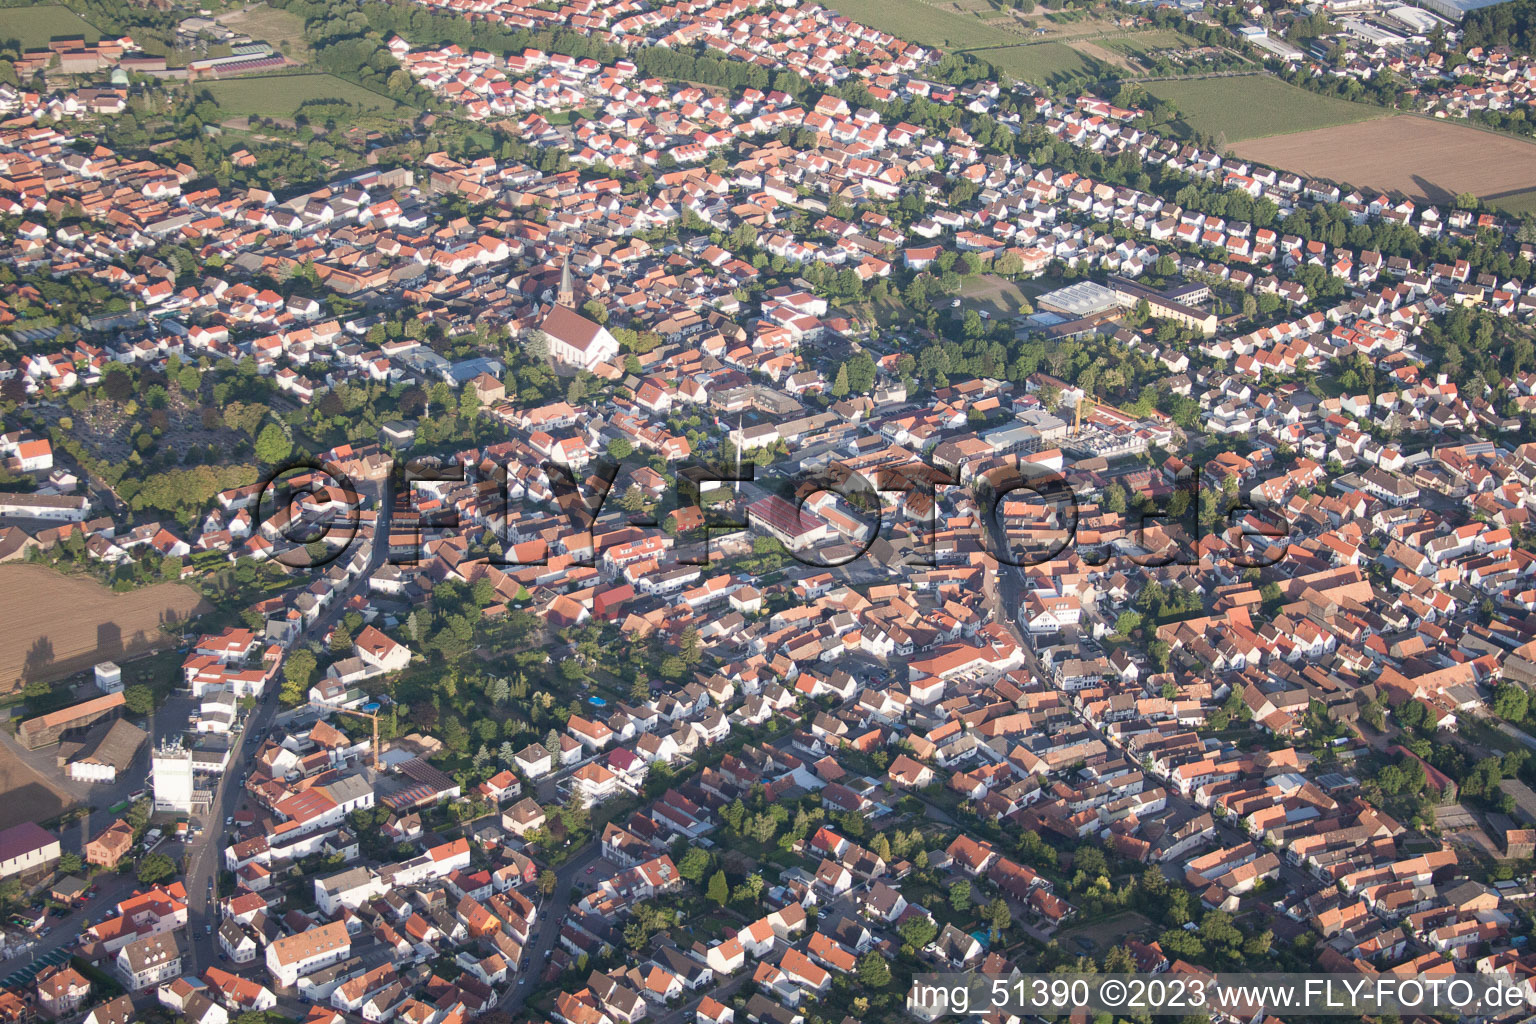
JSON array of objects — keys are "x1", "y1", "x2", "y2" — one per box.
[{"x1": 3, "y1": 0, "x2": 1536, "y2": 1019}]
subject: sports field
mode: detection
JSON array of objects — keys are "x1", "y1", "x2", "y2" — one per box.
[
  {"x1": 1232, "y1": 116, "x2": 1536, "y2": 204},
  {"x1": 200, "y1": 73, "x2": 409, "y2": 118},
  {"x1": 1, "y1": 4, "x2": 100, "y2": 48},
  {"x1": 1147, "y1": 76, "x2": 1386, "y2": 142}
]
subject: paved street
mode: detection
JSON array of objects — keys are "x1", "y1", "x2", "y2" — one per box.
[
  {"x1": 503, "y1": 842, "x2": 601, "y2": 1015},
  {"x1": 185, "y1": 480, "x2": 391, "y2": 975}
]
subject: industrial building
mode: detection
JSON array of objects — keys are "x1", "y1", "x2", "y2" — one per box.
[
  {"x1": 1411, "y1": 0, "x2": 1511, "y2": 20},
  {"x1": 60, "y1": 718, "x2": 147, "y2": 783},
  {"x1": 18, "y1": 692, "x2": 125, "y2": 749}
]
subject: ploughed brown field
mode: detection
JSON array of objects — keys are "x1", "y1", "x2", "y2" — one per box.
[
  {"x1": 1230, "y1": 116, "x2": 1536, "y2": 205},
  {"x1": 0, "y1": 745, "x2": 72, "y2": 830},
  {"x1": 0, "y1": 564, "x2": 211, "y2": 691}
]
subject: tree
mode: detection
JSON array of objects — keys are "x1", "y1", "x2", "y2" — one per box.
[
  {"x1": 136, "y1": 852, "x2": 177, "y2": 885},
  {"x1": 707, "y1": 869, "x2": 729, "y2": 906},
  {"x1": 831, "y1": 363, "x2": 850, "y2": 398},
  {"x1": 101, "y1": 364, "x2": 133, "y2": 404},
  {"x1": 607, "y1": 438, "x2": 633, "y2": 460},
  {"x1": 1493, "y1": 682, "x2": 1528, "y2": 723},
  {"x1": 733, "y1": 873, "x2": 765, "y2": 903},
  {"x1": 678, "y1": 847, "x2": 712, "y2": 884},
  {"x1": 899, "y1": 914, "x2": 937, "y2": 950},
  {"x1": 857, "y1": 951, "x2": 891, "y2": 988},
  {"x1": 57, "y1": 852, "x2": 82, "y2": 875},
  {"x1": 984, "y1": 896, "x2": 1011, "y2": 935},
  {"x1": 680, "y1": 627, "x2": 702, "y2": 666},
  {"x1": 537, "y1": 870, "x2": 558, "y2": 896},
  {"x1": 282, "y1": 650, "x2": 317, "y2": 706},
  {"x1": 123, "y1": 684, "x2": 155, "y2": 716},
  {"x1": 949, "y1": 879, "x2": 972, "y2": 912},
  {"x1": 253, "y1": 423, "x2": 291, "y2": 464}
]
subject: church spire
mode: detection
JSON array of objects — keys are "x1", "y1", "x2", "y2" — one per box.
[{"x1": 557, "y1": 256, "x2": 575, "y2": 308}]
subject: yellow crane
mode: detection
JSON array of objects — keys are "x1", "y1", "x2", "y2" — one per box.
[
  {"x1": 1073, "y1": 395, "x2": 1093, "y2": 436},
  {"x1": 306, "y1": 702, "x2": 383, "y2": 772}
]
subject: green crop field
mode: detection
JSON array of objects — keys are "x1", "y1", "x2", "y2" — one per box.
[
  {"x1": 1146, "y1": 76, "x2": 1386, "y2": 142},
  {"x1": 973, "y1": 41, "x2": 1106, "y2": 85},
  {"x1": 200, "y1": 74, "x2": 410, "y2": 118},
  {"x1": 826, "y1": 0, "x2": 1106, "y2": 84},
  {"x1": 827, "y1": 0, "x2": 1004, "y2": 50},
  {"x1": 1, "y1": 5, "x2": 100, "y2": 48},
  {"x1": 1492, "y1": 189, "x2": 1536, "y2": 217}
]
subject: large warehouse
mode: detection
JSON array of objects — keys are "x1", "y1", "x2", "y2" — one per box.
[{"x1": 1411, "y1": 0, "x2": 1511, "y2": 20}]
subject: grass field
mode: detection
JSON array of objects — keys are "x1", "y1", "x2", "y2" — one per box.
[
  {"x1": 0, "y1": 564, "x2": 210, "y2": 692},
  {"x1": 1232, "y1": 115, "x2": 1536, "y2": 204},
  {"x1": 1058, "y1": 911, "x2": 1155, "y2": 949},
  {"x1": 200, "y1": 73, "x2": 409, "y2": 118},
  {"x1": 1147, "y1": 76, "x2": 1386, "y2": 142},
  {"x1": 0, "y1": 4, "x2": 100, "y2": 48}
]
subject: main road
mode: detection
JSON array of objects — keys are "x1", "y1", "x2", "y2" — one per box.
[{"x1": 183, "y1": 478, "x2": 392, "y2": 975}]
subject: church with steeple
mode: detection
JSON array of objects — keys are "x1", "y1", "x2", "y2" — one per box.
[
  {"x1": 538, "y1": 256, "x2": 619, "y2": 372},
  {"x1": 557, "y1": 257, "x2": 576, "y2": 308}
]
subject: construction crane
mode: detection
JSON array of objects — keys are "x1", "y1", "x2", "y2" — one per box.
[
  {"x1": 306, "y1": 702, "x2": 383, "y2": 772},
  {"x1": 1073, "y1": 395, "x2": 1093, "y2": 436}
]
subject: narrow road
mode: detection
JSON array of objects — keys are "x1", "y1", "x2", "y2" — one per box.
[{"x1": 502, "y1": 842, "x2": 600, "y2": 1015}]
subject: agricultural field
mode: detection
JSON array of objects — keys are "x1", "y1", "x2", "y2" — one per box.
[
  {"x1": 1489, "y1": 188, "x2": 1536, "y2": 217},
  {"x1": 0, "y1": 564, "x2": 211, "y2": 691},
  {"x1": 828, "y1": 0, "x2": 1178, "y2": 83},
  {"x1": 199, "y1": 73, "x2": 409, "y2": 118},
  {"x1": 0, "y1": 4, "x2": 100, "y2": 49},
  {"x1": 1147, "y1": 76, "x2": 1386, "y2": 142},
  {"x1": 1231, "y1": 116, "x2": 1536, "y2": 205},
  {"x1": 0, "y1": 745, "x2": 72, "y2": 831},
  {"x1": 974, "y1": 41, "x2": 1105, "y2": 86},
  {"x1": 1097, "y1": 28, "x2": 1204, "y2": 60},
  {"x1": 826, "y1": 0, "x2": 1007, "y2": 50}
]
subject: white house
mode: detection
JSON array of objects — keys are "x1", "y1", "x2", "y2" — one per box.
[
  {"x1": 353, "y1": 626, "x2": 411, "y2": 675},
  {"x1": 265, "y1": 921, "x2": 351, "y2": 988}
]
